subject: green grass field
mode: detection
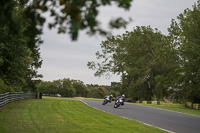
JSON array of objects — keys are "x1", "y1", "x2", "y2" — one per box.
[
  {"x1": 0, "y1": 97, "x2": 167, "y2": 133},
  {"x1": 133, "y1": 102, "x2": 200, "y2": 116}
]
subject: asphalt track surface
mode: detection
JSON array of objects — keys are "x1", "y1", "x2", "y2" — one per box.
[{"x1": 82, "y1": 100, "x2": 200, "y2": 133}]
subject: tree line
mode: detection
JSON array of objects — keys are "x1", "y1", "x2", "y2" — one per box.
[
  {"x1": 88, "y1": 0, "x2": 200, "y2": 103},
  {"x1": 38, "y1": 78, "x2": 121, "y2": 98}
]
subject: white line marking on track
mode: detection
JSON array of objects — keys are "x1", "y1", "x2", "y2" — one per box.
[{"x1": 80, "y1": 100, "x2": 174, "y2": 133}]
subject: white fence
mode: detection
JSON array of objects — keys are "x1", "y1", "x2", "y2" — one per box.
[{"x1": 0, "y1": 92, "x2": 35, "y2": 107}]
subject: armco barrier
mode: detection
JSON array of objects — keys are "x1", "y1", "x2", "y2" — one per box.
[
  {"x1": 185, "y1": 102, "x2": 200, "y2": 110},
  {"x1": 142, "y1": 101, "x2": 147, "y2": 104},
  {"x1": 152, "y1": 101, "x2": 158, "y2": 104},
  {"x1": 193, "y1": 104, "x2": 199, "y2": 109},
  {"x1": 0, "y1": 92, "x2": 35, "y2": 107},
  {"x1": 136, "y1": 100, "x2": 160, "y2": 105},
  {"x1": 192, "y1": 103, "x2": 200, "y2": 110},
  {"x1": 147, "y1": 101, "x2": 152, "y2": 104},
  {"x1": 186, "y1": 102, "x2": 192, "y2": 108}
]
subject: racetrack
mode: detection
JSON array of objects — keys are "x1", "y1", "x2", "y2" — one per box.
[{"x1": 82, "y1": 100, "x2": 200, "y2": 133}]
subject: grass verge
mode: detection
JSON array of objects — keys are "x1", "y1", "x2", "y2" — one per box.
[
  {"x1": 133, "y1": 102, "x2": 200, "y2": 116},
  {"x1": 0, "y1": 97, "x2": 167, "y2": 133}
]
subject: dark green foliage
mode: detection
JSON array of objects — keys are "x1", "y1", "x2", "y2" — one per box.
[
  {"x1": 62, "y1": 78, "x2": 76, "y2": 97},
  {"x1": 88, "y1": 26, "x2": 179, "y2": 101},
  {"x1": 29, "y1": 0, "x2": 133, "y2": 40},
  {"x1": 38, "y1": 79, "x2": 76, "y2": 97},
  {"x1": 71, "y1": 80, "x2": 89, "y2": 97},
  {"x1": 38, "y1": 78, "x2": 120, "y2": 98},
  {"x1": 88, "y1": 0, "x2": 200, "y2": 103},
  {"x1": 168, "y1": 0, "x2": 200, "y2": 103},
  {"x1": 86, "y1": 84, "x2": 119, "y2": 98},
  {"x1": 0, "y1": 79, "x2": 8, "y2": 93},
  {"x1": 0, "y1": 0, "x2": 133, "y2": 93},
  {"x1": 111, "y1": 82, "x2": 122, "y2": 92},
  {"x1": 0, "y1": 0, "x2": 42, "y2": 93}
]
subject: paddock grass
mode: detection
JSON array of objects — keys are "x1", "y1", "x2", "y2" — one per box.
[
  {"x1": 133, "y1": 102, "x2": 200, "y2": 116},
  {"x1": 0, "y1": 97, "x2": 167, "y2": 133},
  {"x1": 44, "y1": 96, "x2": 200, "y2": 116}
]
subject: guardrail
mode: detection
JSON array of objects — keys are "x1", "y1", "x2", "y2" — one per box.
[
  {"x1": 0, "y1": 92, "x2": 36, "y2": 107},
  {"x1": 136, "y1": 100, "x2": 160, "y2": 105},
  {"x1": 186, "y1": 102, "x2": 200, "y2": 110}
]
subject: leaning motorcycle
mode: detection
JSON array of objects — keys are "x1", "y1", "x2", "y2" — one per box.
[
  {"x1": 102, "y1": 98, "x2": 109, "y2": 105},
  {"x1": 114, "y1": 98, "x2": 123, "y2": 108}
]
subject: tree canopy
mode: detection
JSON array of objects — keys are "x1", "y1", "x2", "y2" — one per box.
[
  {"x1": 0, "y1": 0, "x2": 42, "y2": 93},
  {"x1": 0, "y1": 0, "x2": 133, "y2": 93},
  {"x1": 88, "y1": 26, "x2": 179, "y2": 100},
  {"x1": 88, "y1": 0, "x2": 200, "y2": 102},
  {"x1": 168, "y1": 0, "x2": 200, "y2": 102},
  {"x1": 1, "y1": 0, "x2": 133, "y2": 40}
]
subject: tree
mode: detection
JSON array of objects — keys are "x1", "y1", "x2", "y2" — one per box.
[
  {"x1": 38, "y1": 81, "x2": 50, "y2": 94},
  {"x1": 110, "y1": 82, "x2": 122, "y2": 92},
  {"x1": 1, "y1": 0, "x2": 134, "y2": 81},
  {"x1": 0, "y1": 0, "x2": 133, "y2": 93},
  {"x1": 38, "y1": 81, "x2": 60, "y2": 95},
  {"x1": 0, "y1": 25, "x2": 42, "y2": 93},
  {"x1": 71, "y1": 80, "x2": 88, "y2": 97},
  {"x1": 1, "y1": 0, "x2": 133, "y2": 41},
  {"x1": 61, "y1": 78, "x2": 76, "y2": 97},
  {"x1": 168, "y1": 0, "x2": 200, "y2": 103},
  {"x1": 88, "y1": 86, "x2": 109, "y2": 98},
  {"x1": 88, "y1": 26, "x2": 179, "y2": 100},
  {"x1": 0, "y1": 79, "x2": 8, "y2": 93},
  {"x1": 0, "y1": 0, "x2": 43, "y2": 93}
]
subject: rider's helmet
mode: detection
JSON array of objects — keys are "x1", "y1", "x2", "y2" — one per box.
[
  {"x1": 122, "y1": 94, "x2": 125, "y2": 98},
  {"x1": 110, "y1": 95, "x2": 113, "y2": 97}
]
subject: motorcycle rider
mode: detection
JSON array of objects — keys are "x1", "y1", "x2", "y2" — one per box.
[
  {"x1": 117, "y1": 94, "x2": 125, "y2": 105},
  {"x1": 104, "y1": 94, "x2": 113, "y2": 103}
]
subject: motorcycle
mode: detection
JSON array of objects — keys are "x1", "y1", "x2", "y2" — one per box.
[
  {"x1": 102, "y1": 97, "x2": 109, "y2": 105},
  {"x1": 114, "y1": 98, "x2": 124, "y2": 108}
]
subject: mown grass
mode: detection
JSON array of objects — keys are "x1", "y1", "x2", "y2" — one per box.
[
  {"x1": 0, "y1": 97, "x2": 167, "y2": 133},
  {"x1": 45, "y1": 96, "x2": 200, "y2": 116},
  {"x1": 133, "y1": 102, "x2": 200, "y2": 116}
]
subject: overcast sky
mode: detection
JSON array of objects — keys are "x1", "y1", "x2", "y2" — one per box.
[{"x1": 38, "y1": 0, "x2": 197, "y2": 85}]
